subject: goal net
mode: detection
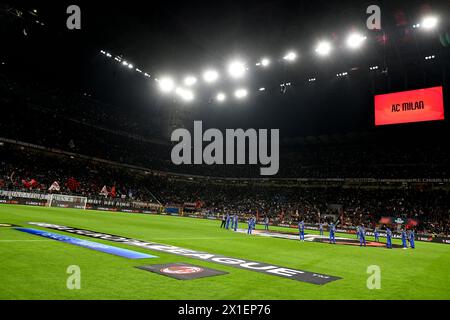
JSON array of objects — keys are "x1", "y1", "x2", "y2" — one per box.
[{"x1": 47, "y1": 194, "x2": 87, "y2": 210}]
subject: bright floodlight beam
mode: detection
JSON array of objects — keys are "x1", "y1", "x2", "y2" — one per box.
[
  {"x1": 260, "y1": 58, "x2": 270, "y2": 67},
  {"x1": 203, "y1": 70, "x2": 219, "y2": 83},
  {"x1": 159, "y1": 77, "x2": 175, "y2": 93},
  {"x1": 421, "y1": 16, "x2": 438, "y2": 30},
  {"x1": 228, "y1": 61, "x2": 246, "y2": 78},
  {"x1": 283, "y1": 51, "x2": 297, "y2": 61},
  {"x1": 315, "y1": 41, "x2": 332, "y2": 56},
  {"x1": 176, "y1": 87, "x2": 194, "y2": 101},
  {"x1": 184, "y1": 76, "x2": 197, "y2": 86},
  {"x1": 216, "y1": 92, "x2": 226, "y2": 102},
  {"x1": 346, "y1": 33, "x2": 366, "y2": 49},
  {"x1": 234, "y1": 88, "x2": 248, "y2": 99}
]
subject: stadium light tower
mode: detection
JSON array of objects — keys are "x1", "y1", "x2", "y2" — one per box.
[
  {"x1": 346, "y1": 33, "x2": 366, "y2": 49},
  {"x1": 234, "y1": 88, "x2": 248, "y2": 99},
  {"x1": 315, "y1": 41, "x2": 332, "y2": 56},
  {"x1": 158, "y1": 77, "x2": 175, "y2": 93},
  {"x1": 421, "y1": 16, "x2": 438, "y2": 30},
  {"x1": 283, "y1": 51, "x2": 297, "y2": 62},
  {"x1": 203, "y1": 70, "x2": 219, "y2": 83},
  {"x1": 228, "y1": 61, "x2": 246, "y2": 78}
]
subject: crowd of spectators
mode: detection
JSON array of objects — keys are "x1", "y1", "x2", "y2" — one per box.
[
  {"x1": 1, "y1": 75, "x2": 450, "y2": 179},
  {"x1": 1, "y1": 145, "x2": 449, "y2": 236},
  {"x1": 1, "y1": 73, "x2": 450, "y2": 236}
]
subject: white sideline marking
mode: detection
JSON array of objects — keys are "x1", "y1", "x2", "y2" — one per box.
[{"x1": 143, "y1": 237, "x2": 234, "y2": 240}]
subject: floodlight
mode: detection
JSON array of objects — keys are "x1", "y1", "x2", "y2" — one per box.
[
  {"x1": 184, "y1": 76, "x2": 197, "y2": 86},
  {"x1": 228, "y1": 61, "x2": 246, "y2": 78},
  {"x1": 422, "y1": 16, "x2": 438, "y2": 30},
  {"x1": 159, "y1": 77, "x2": 175, "y2": 93},
  {"x1": 176, "y1": 87, "x2": 194, "y2": 101},
  {"x1": 203, "y1": 70, "x2": 219, "y2": 83},
  {"x1": 283, "y1": 51, "x2": 297, "y2": 61},
  {"x1": 346, "y1": 33, "x2": 366, "y2": 49},
  {"x1": 260, "y1": 58, "x2": 270, "y2": 67},
  {"x1": 315, "y1": 41, "x2": 332, "y2": 56},
  {"x1": 216, "y1": 92, "x2": 226, "y2": 102},
  {"x1": 234, "y1": 89, "x2": 248, "y2": 99}
]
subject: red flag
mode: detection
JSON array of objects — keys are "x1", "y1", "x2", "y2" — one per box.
[
  {"x1": 379, "y1": 217, "x2": 393, "y2": 225},
  {"x1": 407, "y1": 219, "x2": 419, "y2": 228},
  {"x1": 30, "y1": 179, "x2": 39, "y2": 189},
  {"x1": 22, "y1": 179, "x2": 31, "y2": 189},
  {"x1": 110, "y1": 186, "x2": 116, "y2": 198},
  {"x1": 66, "y1": 177, "x2": 80, "y2": 192}
]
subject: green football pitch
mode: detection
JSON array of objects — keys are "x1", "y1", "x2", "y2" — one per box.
[{"x1": 1, "y1": 204, "x2": 449, "y2": 300}]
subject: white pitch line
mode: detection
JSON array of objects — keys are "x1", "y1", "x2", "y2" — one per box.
[{"x1": 143, "y1": 237, "x2": 235, "y2": 240}]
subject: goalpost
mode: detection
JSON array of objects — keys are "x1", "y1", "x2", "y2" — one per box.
[{"x1": 47, "y1": 194, "x2": 88, "y2": 210}]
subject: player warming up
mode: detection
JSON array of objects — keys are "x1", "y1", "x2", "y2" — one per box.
[
  {"x1": 401, "y1": 228, "x2": 408, "y2": 249},
  {"x1": 359, "y1": 224, "x2": 366, "y2": 247},
  {"x1": 225, "y1": 214, "x2": 231, "y2": 230},
  {"x1": 408, "y1": 229, "x2": 416, "y2": 249},
  {"x1": 386, "y1": 227, "x2": 393, "y2": 249},
  {"x1": 264, "y1": 216, "x2": 269, "y2": 231},
  {"x1": 247, "y1": 217, "x2": 253, "y2": 235},
  {"x1": 220, "y1": 214, "x2": 226, "y2": 228},
  {"x1": 329, "y1": 223, "x2": 336, "y2": 244},
  {"x1": 298, "y1": 220, "x2": 305, "y2": 241},
  {"x1": 374, "y1": 227, "x2": 380, "y2": 242}
]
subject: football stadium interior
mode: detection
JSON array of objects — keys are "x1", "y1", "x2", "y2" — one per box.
[{"x1": 1, "y1": 0, "x2": 450, "y2": 303}]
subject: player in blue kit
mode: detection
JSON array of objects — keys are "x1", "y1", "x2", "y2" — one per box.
[
  {"x1": 356, "y1": 226, "x2": 360, "y2": 240},
  {"x1": 408, "y1": 229, "x2": 415, "y2": 249},
  {"x1": 298, "y1": 220, "x2": 305, "y2": 241},
  {"x1": 264, "y1": 216, "x2": 269, "y2": 231},
  {"x1": 359, "y1": 224, "x2": 366, "y2": 247},
  {"x1": 233, "y1": 214, "x2": 238, "y2": 231},
  {"x1": 386, "y1": 227, "x2": 393, "y2": 249},
  {"x1": 230, "y1": 214, "x2": 234, "y2": 230},
  {"x1": 247, "y1": 217, "x2": 253, "y2": 235},
  {"x1": 374, "y1": 227, "x2": 380, "y2": 242},
  {"x1": 225, "y1": 213, "x2": 230, "y2": 230},
  {"x1": 401, "y1": 229, "x2": 408, "y2": 249},
  {"x1": 252, "y1": 216, "x2": 256, "y2": 231},
  {"x1": 329, "y1": 223, "x2": 336, "y2": 244},
  {"x1": 319, "y1": 222, "x2": 324, "y2": 236}
]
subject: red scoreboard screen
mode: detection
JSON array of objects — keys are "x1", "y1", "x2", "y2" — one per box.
[{"x1": 374, "y1": 86, "x2": 444, "y2": 126}]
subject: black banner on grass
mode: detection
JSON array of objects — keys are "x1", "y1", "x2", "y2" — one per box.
[{"x1": 29, "y1": 222, "x2": 341, "y2": 285}]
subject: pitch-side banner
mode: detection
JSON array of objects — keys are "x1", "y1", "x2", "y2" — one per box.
[{"x1": 375, "y1": 86, "x2": 444, "y2": 126}]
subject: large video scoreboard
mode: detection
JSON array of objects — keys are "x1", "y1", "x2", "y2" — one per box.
[{"x1": 375, "y1": 86, "x2": 444, "y2": 126}]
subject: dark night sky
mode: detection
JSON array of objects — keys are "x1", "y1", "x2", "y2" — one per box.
[{"x1": 2, "y1": 0, "x2": 449, "y2": 138}]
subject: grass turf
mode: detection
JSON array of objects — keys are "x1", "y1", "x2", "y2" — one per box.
[{"x1": 1, "y1": 204, "x2": 449, "y2": 300}]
